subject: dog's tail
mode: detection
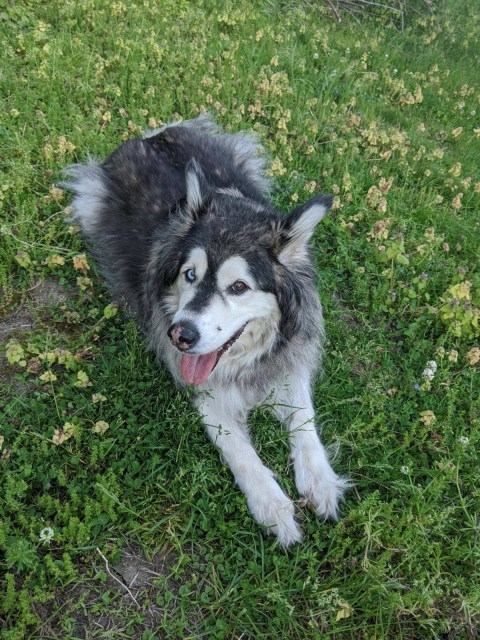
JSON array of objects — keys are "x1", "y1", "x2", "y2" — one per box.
[
  {"x1": 61, "y1": 159, "x2": 106, "y2": 235},
  {"x1": 143, "y1": 112, "x2": 220, "y2": 139}
]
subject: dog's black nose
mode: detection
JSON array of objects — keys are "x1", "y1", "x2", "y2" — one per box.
[{"x1": 168, "y1": 321, "x2": 200, "y2": 351}]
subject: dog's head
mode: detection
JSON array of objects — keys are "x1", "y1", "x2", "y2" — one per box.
[{"x1": 151, "y1": 160, "x2": 332, "y2": 384}]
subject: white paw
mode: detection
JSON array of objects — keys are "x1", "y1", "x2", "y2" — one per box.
[
  {"x1": 301, "y1": 473, "x2": 350, "y2": 520},
  {"x1": 295, "y1": 450, "x2": 351, "y2": 520},
  {"x1": 247, "y1": 477, "x2": 302, "y2": 547}
]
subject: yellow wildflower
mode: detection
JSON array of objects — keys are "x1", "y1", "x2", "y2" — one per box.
[
  {"x1": 43, "y1": 254, "x2": 65, "y2": 268},
  {"x1": 379, "y1": 177, "x2": 393, "y2": 194},
  {"x1": 451, "y1": 193, "x2": 463, "y2": 209},
  {"x1": 448, "y1": 349, "x2": 459, "y2": 362},
  {"x1": 50, "y1": 187, "x2": 64, "y2": 201},
  {"x1": 52, "y1": 422, "x2": 75, "y2": 445},
  {"x1": 370, "y1": 218, "x2": 391, "y2": 241},
  {"x1": 74, "y1": 371, "x2": 92, "y2": 388},
  {"x1": 57, "y1": 136, "x2": 76, "y2": 155},
  {"x1": 93, "y1": 421, "x2": 110, "y2": 434},
  {"x1": 465, "y1": 347, "x2": 480, "y2": 365},
  {"x1": 76, "y1": 276, "x2": 93, "y2": 290},
  {"x1": 269, "y1": 157, "x2": 287, "y2": 176},
  {"x1": 448, "y1": 163, "x2": 462, "y2": 177},
  {"x1": 72, "y1": 254, "x2": 90, "y2": 273},
  {"x1": 449, "y1": 281, "x2": 471, "y2": 300},
  {"x1": 419, "y1": 410, "x2": 436, "y2": 426}
]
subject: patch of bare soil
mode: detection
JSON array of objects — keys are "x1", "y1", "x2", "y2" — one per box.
[
  {"x1": 0, "y1": 278, "x2": 69, "y2": 342},
  {"x1": 33, "y1": 545, "x2": 182, "y2": 639},
  {"x1": 0, "y1": 278, "x2": 69, "y2": 392}
]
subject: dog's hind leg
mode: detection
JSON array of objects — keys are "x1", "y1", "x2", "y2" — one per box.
[
  {"x1": 273, "y1": 373, "x2": 351, "y2": 521},
  {"x1": 196, "y1": 395, "x2": 303, "y2": 547}
]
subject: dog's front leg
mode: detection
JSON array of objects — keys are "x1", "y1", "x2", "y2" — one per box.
[
  {"x1": 274, "y1": 374, "x2": 350, "y2": 520},
  {"x1": 195, "y1": 395, "x2": 302, "y2": 547}
]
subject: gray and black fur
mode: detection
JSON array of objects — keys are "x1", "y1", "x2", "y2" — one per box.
[{"x1": 65, "y1": 115, "x2": 349, "y2": 546}]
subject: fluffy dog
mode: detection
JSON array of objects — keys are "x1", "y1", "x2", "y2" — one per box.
[{"x1": 65, "y1": 115, "x2": 349, "y2": 546}]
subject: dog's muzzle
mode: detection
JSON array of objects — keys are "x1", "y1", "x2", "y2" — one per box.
[{"x1": 168, "y1": 321, "x2": 200, "y2": 351}]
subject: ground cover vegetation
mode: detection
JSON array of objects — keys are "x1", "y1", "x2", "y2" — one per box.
[{"x1": 1, "y1": 0, "x2": 479, "y2": 637}]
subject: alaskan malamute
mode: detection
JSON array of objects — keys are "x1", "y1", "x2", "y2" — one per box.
[{"x1": 66, "y1": 115, "x2": 349, "y2": 546}]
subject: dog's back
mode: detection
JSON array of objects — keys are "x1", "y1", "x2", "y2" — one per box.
[{"x1": 142, "y1": 117, "x2": 269, "y2": 202}]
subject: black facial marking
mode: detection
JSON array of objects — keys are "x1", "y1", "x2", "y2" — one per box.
[
  {"x1": 243, "y1": 252, "x2": 277, "y2": 293},
  {"x1": 185, "y1": 269, "x2": 219, "y2": 312}
]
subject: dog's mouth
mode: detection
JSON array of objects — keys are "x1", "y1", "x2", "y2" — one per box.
[{"x1": 180, "y1": 324, "x2": 247, "y2": 385}]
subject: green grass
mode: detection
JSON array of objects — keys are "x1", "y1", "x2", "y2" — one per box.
[{"x1": 1, "y1": 0, "x2": 479, "y2": 638}]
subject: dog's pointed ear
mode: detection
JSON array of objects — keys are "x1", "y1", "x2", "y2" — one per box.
[
  {"x1": 279, "y1": 194, "x2": 332, "y2": 264},
  {"x1": 185, "y1": 159, "x2": 211, "y2": 211}
]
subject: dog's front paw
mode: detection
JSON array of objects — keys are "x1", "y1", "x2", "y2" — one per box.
[
  {"x1": 247, "y1": 478, "x2": 302, "y2": 547},
  {"x1": 301, "y1": 473, "x2": 350, "y2": 520},
  {"x1": 295, "y1": 451, "x2": 351, "y2": 520}
]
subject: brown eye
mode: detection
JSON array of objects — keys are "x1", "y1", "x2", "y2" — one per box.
[{"x1": 229, "y1": 280, "x2": 249, "y2": 295}]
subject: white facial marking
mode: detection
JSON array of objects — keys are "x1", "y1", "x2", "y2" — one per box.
[{"x1": 216, "y1": 256, "x2": 253, "y2": 291}]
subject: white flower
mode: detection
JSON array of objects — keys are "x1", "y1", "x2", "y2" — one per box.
[
  {"x1": 313, "y1": 52, "x2": 319, "y2": 60},
  {"x1": 422, "y1": 367, "x2": 435, "y2": 381},
  {"x1": 422, "y1": 359, "x2": 438, "y2": 381},
  {"x1": 400, "y1": 465, "x2": 409, "y2": 474},
  {"x1": 458, "y1": 436, "x2": 469, "y2": 446},
  {"x1": 39, "y1": 527, "x2": 54, "y2": 545}
]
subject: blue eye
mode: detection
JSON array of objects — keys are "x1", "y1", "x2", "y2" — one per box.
[{"x1": 185, "y1": 268, "x2": 196, "y2": 283}]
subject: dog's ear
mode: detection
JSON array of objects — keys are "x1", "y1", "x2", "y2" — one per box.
[
  {"x1": 279, "y1": 194, "x2": 332, "y2": 265},
  {"x1": 185, "y1": 159, "x2": 211, "y2": 212}
]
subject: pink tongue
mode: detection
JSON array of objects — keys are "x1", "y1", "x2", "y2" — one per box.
[{"x1": 180, "y1": 352, "x2": 218, "y2": 385}]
